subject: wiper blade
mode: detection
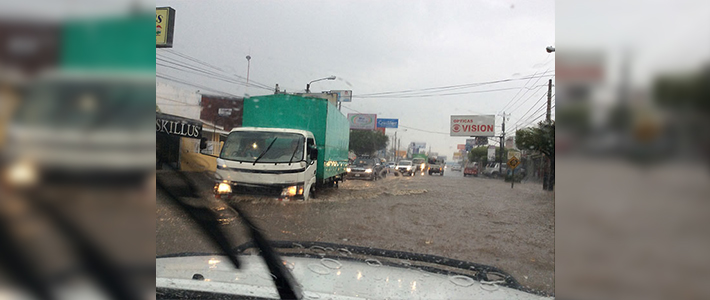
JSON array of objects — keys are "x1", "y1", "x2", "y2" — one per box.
[
  {"x1": 156, "y1": 169, "x2": 302, "y2": 300},
  {"x1": 253, "y1": 138, "x2": 277, "y2": 165},
  {"x1": 287, "y1": 137, "x2": 303, "y2": 166}
]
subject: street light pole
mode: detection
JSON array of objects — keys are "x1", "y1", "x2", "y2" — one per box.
[{"x1": 306, "y1": 76, "x2": 336, "y2": 93}]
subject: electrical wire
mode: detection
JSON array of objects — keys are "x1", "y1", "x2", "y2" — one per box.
[
  {"x1": 500, "y1": 68, "x2": 551, "y2": 114},
  {"x1": 353, "y1": 71, "x2": 553, "y2": 98},
  {"x1": 157, "y1": 73, "x2": 244, "y2": 98},
  {"x1": 156, "y1": 56, "x2": 274, "y2": 92},
  {"x1": 498, "y1": 68, "x2": 546, "y2": 113},
  {"x1": 161, "y1": 49, "x2": 275, "y2": 90}
]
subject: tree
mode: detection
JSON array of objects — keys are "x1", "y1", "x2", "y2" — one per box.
[
  {"x1": 467, "y1": 146, "x2": 502, "y2": 164},
  {"x1": 349, "y1": 130, "x2": 388, "y2": 156},
  {"x1": 516, "y1": 120, "x2": 555, "y2": 190}
]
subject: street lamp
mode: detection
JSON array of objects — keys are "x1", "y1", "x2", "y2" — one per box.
[
  {"x1": 546, "y1": 46, "x2": 555, "y2": 53},
  {"x1": 306, "y1": 76, "x2": 336, "y2": 93}
]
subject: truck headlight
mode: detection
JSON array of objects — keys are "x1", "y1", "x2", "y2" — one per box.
[
  {"x1": 346, "y1": 167, "x2": 351, "y2": 173},
  {"x1": 421, "y1": 163, "x2": 425, "y2": 169},
  {"x1": 6, "y1": 160, "x2": 37, "y2": 187},
  {"x1": 281, "y1": 185, "x2": 303, "y2": 197},
  {"x1": 406, "y1": 166, "x2": 411, "y2": 170},
  {"x1": 215, "y1": 182, "x2": 232, "y2": 194},
  {"x1": 365, "y1": 168, "x2": 372, "y2": 173}
]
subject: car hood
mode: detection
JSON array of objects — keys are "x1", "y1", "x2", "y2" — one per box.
[{"x1": 156, "y1": 254, "x2": 553, "y2": 299}]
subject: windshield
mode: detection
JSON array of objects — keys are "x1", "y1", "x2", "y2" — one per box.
[
  {"x1": 156, "y1": 2, "x2": 555, "y2": 298},
  {"x1": 14, "y1": 79, "x2": 155, "y2": 130},
  {"x1": 221, "y1": 131, "x2": 304, "y2": 163}
]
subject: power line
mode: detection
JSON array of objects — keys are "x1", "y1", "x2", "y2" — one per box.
[
  {"x1": 162, "y1": 49, "x2": 274, "y2": 89},
  {"x1": 399, "y1": 125, "x2": 449, "y2": 135},
  {"x1": 507, "y1": 95, "x2": 556, "y2": 133},
  {"x1": 354, "y1": 85, "x2": 548, "y2": 99},
  {"x1": 513, "y1": 93, "x2": 547, "y2": 125},
  {"x1": 499, "y1": 68, "x2": 552, "y2": 114},
  {"x1": 499, "y1": 68, "x2": 547, "y2": 113},
  {"x1": 157, "y1": 73, "x2": 244, "y2": 98},
  {"x1": 157, "y1": 51, "x2": 274, "y2": 90},
  {"x1": 157, "y1": 61, "x2": 273, "y2": 92},
  {"x1": 156, "y1": 56, "x2": 274, "y2": 92},
  {"x1": 352, "y1": 71, "x2": 554, "y2": 98}
]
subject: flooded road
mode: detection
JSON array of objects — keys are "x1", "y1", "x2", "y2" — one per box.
[{"x1": 157, "y1": 169, "x2": 554, "y2": 295}]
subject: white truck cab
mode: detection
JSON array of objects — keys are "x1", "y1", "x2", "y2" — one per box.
[{"x1": 216, "y1": 127, "x2": 318, "y2": 201}]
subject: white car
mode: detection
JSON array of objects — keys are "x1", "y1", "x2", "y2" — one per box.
[{"x1": 395, "y1": 160, "x2": 414, "y2": 176}]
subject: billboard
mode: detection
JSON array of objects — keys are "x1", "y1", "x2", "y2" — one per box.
[
  {"x1": 465, "y1": 139, "x2": 476, "y2": 151},
  {"x1": 376, "y1": 118, "x2": 398, "y2": 128},
  {"x1": 453, "y1": 152, "x2": 462, "y2": 160},
  {"x1": 487, "y1": 145, "x2": 496, "y2": 160},
  {"x1": 348, "y1": 113, "x2": 377, "y2": 130},
  {"x1": 156, "y1": 7, "x2": 176, "y2": 48},
  {"x1": 457, "y1": 144, "x2": 465, "y2": 150},
  {"x1": 331, "y1": 90, "x2": 352, "y2": 103},
  {"x1": 450, "y1": 115, "x2": 495, "y2": 137},
  {"x1": 410, "y1": 142, "x2": 426, "y2": 150}
]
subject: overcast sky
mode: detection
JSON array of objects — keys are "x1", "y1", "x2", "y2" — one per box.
[{"x1": 156, "y1": 0, "x2": 556, "y2": 158}]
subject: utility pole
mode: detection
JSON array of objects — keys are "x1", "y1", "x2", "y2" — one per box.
[
  {"x1": 393, "y1": 131, "x2": 397, "y2": 161},
  {"x1": 543, "y1": 78, "x2": 553, "y2": 190},
  {"x1": 546, "y1": 79, "x2": 552, "y2": 122},
  {"x1": 499, "y1": 112, "x2": 506, "y2": 175}
]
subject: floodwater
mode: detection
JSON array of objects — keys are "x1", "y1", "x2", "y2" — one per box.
[{"x1": 156, "y1": 169, "x2": 555, "y2": 295}]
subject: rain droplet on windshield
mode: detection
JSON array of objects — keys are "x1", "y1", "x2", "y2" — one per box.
[
  {"x1": 337, "y1": 248, "x2": 352, "y2": 256},
  {"x1": 320, "y1": 258, "x2": 342, "y2": 269},
  {"x1": 307, "y1": 263, "x2": 331, "y2": 275},
  {"x1": 480, "y1": 280, "x2": 504, "y2": 292},
  {"x1": 448, "y1": 275, "x2": 474, "y2": 287},
  {"x1": 365, "y1": 258, "x2": 382, "y2": 267},
  {"x1": 310, "y1": 245, "x2": 327, "y2": 256}
]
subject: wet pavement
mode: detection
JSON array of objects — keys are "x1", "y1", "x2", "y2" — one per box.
[{"x1": 156, "y1": 169, "x2": 555, "y2": 295}]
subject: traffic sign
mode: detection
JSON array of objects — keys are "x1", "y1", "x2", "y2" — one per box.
[{"x1": 507, "y1": 156, "x2": 521, "y2": 169}]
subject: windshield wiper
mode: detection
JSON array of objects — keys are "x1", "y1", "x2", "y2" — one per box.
[
  {"x1": 287, "y1": 138, "x2": 303, "y2": 166},
  {"x1": 253, "y1": 138, "x2": 277, "y2": 165},
  {"x1": 156, "y1": 169, "x2": 302, "y2": 299}
]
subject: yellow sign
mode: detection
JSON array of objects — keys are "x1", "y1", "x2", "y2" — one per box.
[
  {"x1": 156, "y1": 7, "x2": 175, "y2": 48},
  {"x1": 507, "y1": 156, "x2": 521, "y2": 169}
]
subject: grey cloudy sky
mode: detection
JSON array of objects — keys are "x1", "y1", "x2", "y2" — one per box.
[{"x1": 156, "y1": 0, "x2": 555, "y2": 158}]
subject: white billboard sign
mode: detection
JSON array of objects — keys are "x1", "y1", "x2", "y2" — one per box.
[
  {"x1": 450, "y1": 115, "x2": 495, "y2": 137},
  {"x1": 348, "y1": 113, "x2": 377, "y2": 130}
]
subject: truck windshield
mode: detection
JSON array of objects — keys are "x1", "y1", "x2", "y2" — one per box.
[
  {"x1": 412, "y1": 158, "x2": 424, "y2": 164},
  {"x1": 221, "y1": 131, "x2": 305, "y2": 163}
]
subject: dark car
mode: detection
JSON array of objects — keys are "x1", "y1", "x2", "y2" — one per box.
[{"x1": 346, "y1": 158, "x2": 384, "y2": 180}]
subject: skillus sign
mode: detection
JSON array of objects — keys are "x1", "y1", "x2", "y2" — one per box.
[{"x1": 157, "y1": 114, "x2": 202, "y2": 138}]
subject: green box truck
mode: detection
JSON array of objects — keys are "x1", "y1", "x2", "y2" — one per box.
[{"x1": 215, "y1": 94, "x2": 349, "y2": 200}]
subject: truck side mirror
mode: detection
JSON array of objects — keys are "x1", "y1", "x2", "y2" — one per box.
[{"x1": 309, "y1": 148, "x2": 318, "y2": 161}]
